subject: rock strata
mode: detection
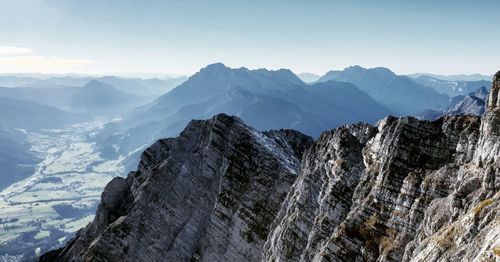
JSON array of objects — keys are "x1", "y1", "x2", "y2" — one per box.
[
  {"x1": 263, "y1": 73, "x2": 499, "y2": 262},
  {"x1": 41, "y1": 114, "x2": 313, "y2": 262}
]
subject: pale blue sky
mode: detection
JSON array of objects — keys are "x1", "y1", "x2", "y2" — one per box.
[{"x1": 0, "y1": 0, "x2": 498, "y2": 75}]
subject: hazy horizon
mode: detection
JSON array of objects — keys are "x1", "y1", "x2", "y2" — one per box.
[
  {"x1": 0, "y1": 63, "x2": 494, "y2": 80},
  {"x1": 1, "y1": 0, "x2": 499, "y2": 76}
]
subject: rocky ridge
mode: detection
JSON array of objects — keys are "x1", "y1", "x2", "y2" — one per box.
[
  {"x1": 42, "y1": 72, "x2": 500, "y2": 261},
  {"x1": 40, "y1": 114, "x2": 313, "y2": 261}
]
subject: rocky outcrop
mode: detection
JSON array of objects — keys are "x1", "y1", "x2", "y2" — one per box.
[
  {"x1": 476, "y1": 72, "x2": 500, "y2": 164},
  {"x1": 40, "y1": 114, "x2": 313, "y2": 262},
  {"x1": 264, "y1": 115, "x2": 485, "y2": 261},
  {"x1": 263, "y1": 72, "x2": 499, "y2": 261},
  {"x1": 447, "y1": 95, "x2": 485, "y2": 116},
  {"x1": 43, "y1": 73, "x2": 500, "y2": 262},
  {"x1": 404, "y1": 72, "x2": 500, "y2": 262}
]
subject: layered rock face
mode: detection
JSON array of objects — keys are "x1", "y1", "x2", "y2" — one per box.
[
  {"x1": 264, "y1": 73, "x2": 499, "y2": 261},
  {"x1": 476, "y1": 72, "x2": 500, "y2": 164},
  {"x1": 40, "y1": 114, "x2": 313, "y2": 262},
  {"x1": 43, "y1": 73, "x2": 500, "y2": 262}
]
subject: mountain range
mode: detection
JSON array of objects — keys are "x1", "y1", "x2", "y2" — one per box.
[
  {"x1": 0, "y1": 75, "x2": 187, "y2": 96},
  {"x1": 43, "y1": 71, "x2": 500, "y2": 261},
  {"x1": 0, "y1": 97, "x2": 82, "y2": 131},
  {"x1": 317, "y1": 66, "x2": 449, "y2": 114},
  {"x1": 407, "y1": 73, "x2": 492, "y2": 81},
  {"x1": 94, "y1": 76, "x2": 187, "y2": 96},
  {"x1": 94, "y1": 63, "x2": 392, "y2": 171},
  {"x1": 94, "y1": 64, "x2": 495, "y2": 174},
  {"x1": 0, "y1": 64, "x2": 497, "y2": 261},
  {"x1": 64, "y1": 80, "x2": 154, "y2": 116},
  {"x1": 412, "y1": 75, "x2": 490, "y2": 97},
  {"x1": 416, "y1": 86, "x2": 489, "y2": 120},
  {"x1": 0, "y1": 79, "x2": 157, "y2": 117}
]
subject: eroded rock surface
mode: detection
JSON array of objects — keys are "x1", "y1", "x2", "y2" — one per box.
[
  {"x1": 263, "y1": 72, "x2": 499, "y2": 262},
  {"x1": 40, "y1": 114, "x2": 312, "y2": 262}
]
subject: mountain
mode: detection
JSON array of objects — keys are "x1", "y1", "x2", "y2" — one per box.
[
  {"x1": 122, "y1": 63, "x2": 390, "y2": 136},
  {"x1": 0, "y1": 75, "x2": 38, "y2": 87},
  {"x1": 0, "y1": 74, "x2": 187, "y2": 97},
  {"x1": 0, "y1": 79, "x2": 158, "y2": 114},
  {"x1": 412, "y1": 75, "x2": 490, "y2": 96},
  {"x1": 96, "y1": 63, "x2": 390, "y2": 169},
  {"x1": 97, "y1": 76, "x2": 187, "y2": 96},
  {"x1": 470, "y1": 85, "x2": 489, "y2": 101},
  {"x1": 44, "y1": 76, "x2": 94, "y2": 87},
  {"x1": 407, "y1": 73, "x2": 492, "y2": 81},
  {"x1": 0, "y1": 75, "x2": 92, "y2": 88},
  {"x1": 138, "y1": 76, "x2": 188, "y2": 94},
  {"x1": 41, "y1": 114, "x2": 314, "y2": 261},
  {"x1": 415, "y1": 86, "x2": 489, "y2": 120},
  {"x1": 44, "y1": 72, "x2": 500, "y2": 261},
  {"x1": 0, "y1": 86, "x2": 76, "y2": 109},
  {"x1": 0, "y1": 126, "x2": 39, "y2": 190},
  {"x1": 0, "y1": 97, "x2": 80, "y2": 130},
  {"x1": 65, "y1": 80, "x2": 153, "y2": 116},
  {"x1": 447, "y1": 95, "x2": 485, "y2": 115},
  {"x1": 297, "y1": 72, "x2": 321, "y2": 83},
  {"x1": 317, "y1": 66, "x2": 449, "y2": 114},
  {"x1": 23, "y1": 79, "x2": 75, "y2": 89}
]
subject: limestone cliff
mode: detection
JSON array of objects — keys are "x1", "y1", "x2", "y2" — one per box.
[
  {"x1": 40, "y1": 114, "x2": 313, "y2": 261},
  {"x1": 264, "y1": 72, "x2": 499, "y2": 261}
]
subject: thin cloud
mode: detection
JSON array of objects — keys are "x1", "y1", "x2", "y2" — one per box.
[{"x1": 0, "y1": 46, "x2": 34, "y2": 55}]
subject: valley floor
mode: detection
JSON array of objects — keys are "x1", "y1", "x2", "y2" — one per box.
[{"x1": 0, "y1": 120, "x2": 124, "y2": 261}]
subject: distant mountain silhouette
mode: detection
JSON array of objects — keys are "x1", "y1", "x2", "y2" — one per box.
[
  {"x1": 415, "y1": 86, "x2": 488, "y2": 120},
  {"x1": 0, "y1": 97, "x2": 80, "y2": 130},
  {"x1": 96, "y1": 63, "x2": 391, "y2": 170},
  {"x1": 407, "y1": 73, "x2": 492, "y2": 81},
  {"x1": 0, "y1": 75, "x2": 38, "y2": 87},
  {"x1": 65, "y1": 80, "x2": 152, "y2": 116},
  {"x1": 0, "y1": 86, "x2": 76, "y2": 109},
  {"x1": 412, "y1": 75, "x2": 490, "y2": 96},
  {"x1": 124, "y1": 63, "x2": 389, "y2": 136},
  {"x1": 317, "y1": 65, "x2": 449, "y2": 114},
  {"x1": 0, "y1": 74, "x2": 187, "y2": 97},
  {"x1": 97, "y1": 76, "x2": 187, "y2": 96}
]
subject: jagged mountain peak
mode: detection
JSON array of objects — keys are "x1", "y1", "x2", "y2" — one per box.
[
  {"x1": 198, "y1": 62, "x2": 232, "y2": 73},
  {"x1": 181, "y1": 63, "x2": 302, "y2": 90},
  {"x1": 41, "y1": 113, "x2": 313, "y2": 261},
  {"x1": 252, "y1": 68, "x2": 304, "y2": 85},
  {"x1": 126, "y1": 63, "x2": 389, "y2": 139},
  {"x1": 318, "y1": 65, "x2": 448, "y2": 114},
  {"x1": 195, "y1": 63, "x2": 302, "y2": 85},
  {"x1": 475, "y1": 70, "x2": 500, "y2": 164},
  {"x1": 325, "y1": 65, "x2": 395, "y2": 77},
  {"x1": 472, "y1": 85, "x2": 489, "y2": 98}
]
